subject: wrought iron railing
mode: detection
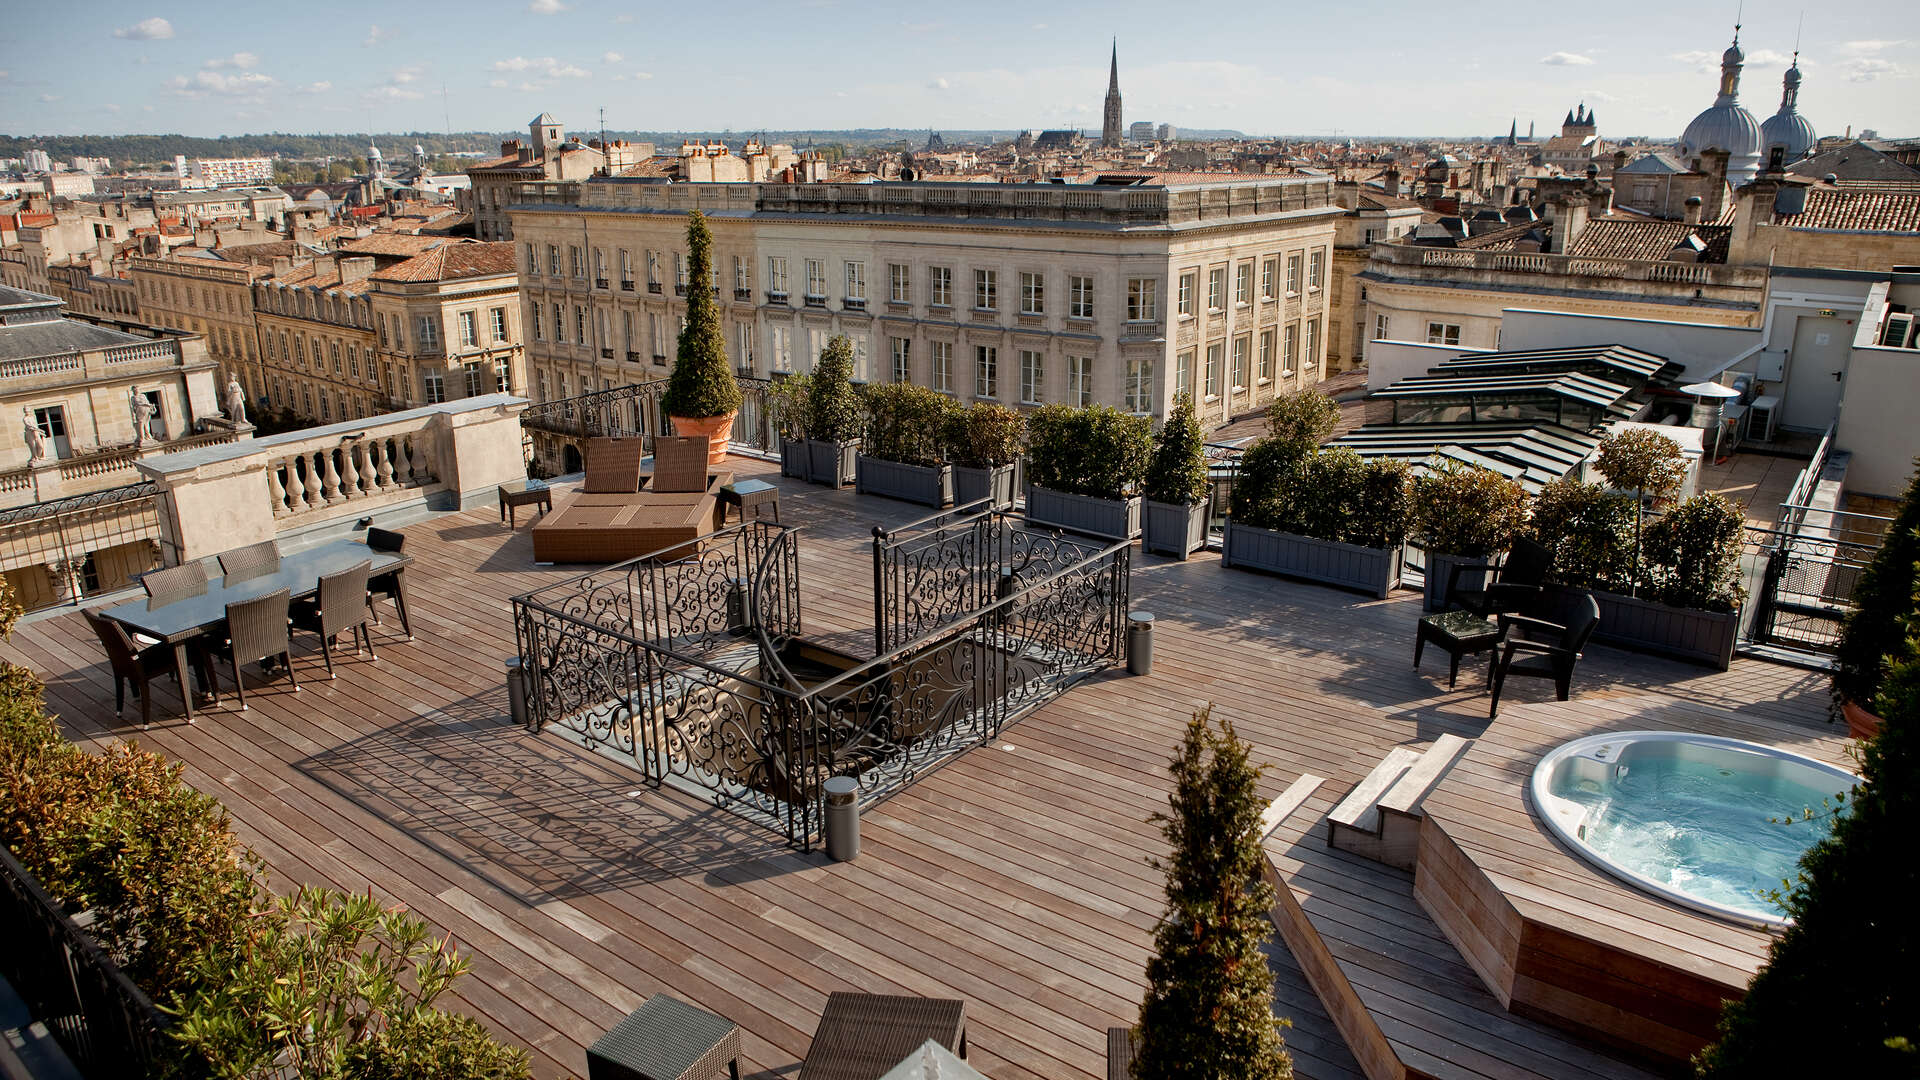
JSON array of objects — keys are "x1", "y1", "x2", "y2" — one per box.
[
  {"x1": 0, "y1": 845, "x2": 196, "y2": 1079},
  {"x1": 518, "y1": 375, "x2": 779, "y2": 459},
  {"x1": 1740, "y1": 520, "x2": 1885, "y2": 656},
  {"x1": 0, "y1": 483, "x2": 162, "y2": 612},
  {"x1": 512, "y1": 518, "x2": 1130, "y2": 848}
]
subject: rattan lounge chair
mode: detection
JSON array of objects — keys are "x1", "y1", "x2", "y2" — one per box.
[{"x1": 531, "y1": 436, "x2": 733, "y2": 564}]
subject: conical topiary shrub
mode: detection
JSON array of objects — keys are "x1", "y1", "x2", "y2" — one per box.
[{"x1": 661, "y1": 210, "x2": 741, "y2": 463}]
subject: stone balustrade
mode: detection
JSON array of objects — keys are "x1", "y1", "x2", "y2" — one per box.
[
  {"x1": 0, "y1": 428, "x2": 248, "y2": 512},
  {"x1": 137, "y1": 394, "x2": 528, "y2": 563}
]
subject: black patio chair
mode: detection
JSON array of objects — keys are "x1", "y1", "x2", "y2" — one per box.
[
  {"x1": 83, "y1": 608, "x2": 192, "y2": 728},
  {"x1": 217, "y1": 540, "x2": 282, "y2": 579},
  {"x1": 214, "y1": 588, "x2": 297, "y2": 710},
  {"x1": 364, "y1": 527, "x2": 410, "y2": 637},
  {"x1": 1488, "y1": 591, "x2": 1601, "y2": 717},
  {"x1": 291, "y1": 560, "x2": 375, "y2": 678},
  {"x1": 1445, "y1": 536, "x2": 1552, "y2": 618}
]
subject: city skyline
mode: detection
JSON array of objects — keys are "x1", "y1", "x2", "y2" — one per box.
[{"x1": 0, "y1": 0, "x2": 1913, "y2": 143}]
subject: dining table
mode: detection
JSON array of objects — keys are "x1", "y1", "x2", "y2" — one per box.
[{"x1": 99, "y1": 538, "x2": 414, "y2": 721}]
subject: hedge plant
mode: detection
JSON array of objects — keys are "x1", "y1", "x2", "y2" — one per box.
[
  {"x1": 1593, "y1": 427, "x2": 1687, "y2": 591},
  {"x1": 943, "y1": 403, "x2": 1025, "y2": 469},
  {"x1": 1264, "y1": 388, "x2": 1341, "y2": 465},
  {"x1": 1144, "y1": 394, "x2": 1210, "y2": 507},
  {"x1": 1025, "y1": 403, "x2": 1153, "y2": 500},
  {"x1": 1132, "y1": 706, "x2": 1293, "y2": 1080},
  {"x1": 1834, "y1": 461, "x2": 1920, "y2": 711},
  {"x1": 1410, "y1": 460, "x2": 1529, "y2": 558},
  {"x1": 1530, "y1": 476, "x2": 1638, "y2": 592},
  {"x1": 766, "y1": 373, "x2": 811, "y2": 441},
  {"x1": 861, "y1": 383, "x2": 956, "y2": 468},
  {"x1": 659, "y1": 210, "x2": 742, "y2": 420},
  {"x1": 1230, "y1": 445, "x2": 1408, "y2": 550},
  {"x1": 1641, "y1": 493, "x2": 1746, "y2": 612},
  {"x1": 804, "y1": 335, "x2": 863, "y2": 444}
]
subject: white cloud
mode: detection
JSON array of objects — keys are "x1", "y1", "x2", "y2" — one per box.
[
  {"x1": 1744, "y1": 48, "x2": 1795, "y2": 68},
  {"x1": 928, "y1": 77, "x2": 950, "y2": 90},
  {"x1": 103, "y1": 103, "x2": 121, "y2": 113},
  {"x1": 1839, "y1": 40, "x2": 1905, "y2": 55},
  {"x1": 550, "y1": 63, "x2": 589, "y2": 79},
  {"x1": 1843, "y1": 57, "x2": 1908, "y2": 82},
  {"x1": 113, "y1": 17, "x2": 173, "y2": 40},
  {"x1": 203, "y1": 52, "x2": 259, "y2": 70},
  {"x1": 38, "y1": 93, "x2": 60, "y2": 103},
  {"x1": 167, "y1": 70, "x2": 278, "y2": 98},
  {"x1": 1671, "y1": 49, "x2": 1714, "y2": 66},
  {"x1": 516, "y1": 81, "x2": 542, "y2": 92},
  {"x1": 488, "y1": 78, "x2": 508, "y2": 89},
  {"x1": 365, "y1": 85, "x2": 424, "y2": 102},
  {"x1": 493, "y1": 56, "x2": 534, "y2": 71},
  {"x1": 388, "y1": 65, "x2": 423, "y2": 84},
  {"x1": 297, "y1": 80, "x2": 332, "y2": 94},
  {"x1": 602, "y1": 51, "x2": 623, "y2": 64},
  {"x1": 613, "y1": 13, "x2": 635, "y2": 22},
  {"x1": 633, "y1": 71, "x2": 654, "y2": 80},
  {"x1": 1539, "y1": 52, "x2": 1593, "y2": 67},
  {"x1": 528, "y1": 0, "x2": 568, "y2": 13},
  {"x1": 1031, "y1": 22, "x2": 1047, "y2": 29},
  {"x1": 363, "y1": 24, "x2": 391, "y2": 47},
  {"x1": 141, "y1": 104, "x2": 155, "y2": 113},
  {"x1": 1577, "y1": 89, "x2": 1620, "y2": 104}
]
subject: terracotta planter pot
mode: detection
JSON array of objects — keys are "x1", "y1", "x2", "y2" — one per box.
[
  {"x1": 670, "y1": 412, "x2": 736, "y2": 466},
  {"x1": 1842, "y1": 699, "x2": 1883, "y2": 740}
]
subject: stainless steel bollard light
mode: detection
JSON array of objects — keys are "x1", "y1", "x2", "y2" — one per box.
[
  {"x1": 505, "y1": 656, "x2": 529, "y2": 728},
  {"x1": 824, "y1": 776, "x2": 860, "y2": 862},
  {"x1": 1127, "y1": 610, "x2": 1155, "y2": 676}
]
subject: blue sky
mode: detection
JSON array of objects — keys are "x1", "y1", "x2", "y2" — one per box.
[{"x1": 1, "y1": 0, "x2": 1914, "y2": 140}]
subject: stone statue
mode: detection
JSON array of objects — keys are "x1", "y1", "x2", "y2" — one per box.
[
  {"x1": 129, "y1": 386, "x2": 155, "y2": 447},
  {"x1": 22, "y1": 408, "x2": 47, "y2": 463},
  {"x1": 225, "y1": 376, "x2": 248, "y2": 424}
]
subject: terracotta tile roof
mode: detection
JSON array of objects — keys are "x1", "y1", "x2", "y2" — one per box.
[
  {"x1": 615, "y1": 158, "x2": 676, "y2": 178},
  {"x1": 1566, "y1": 219, "x2": 1732, "y2": 263},
  {"x1": 371, "y1": 241, "x2": 516, "y2": 283},
  {"x1": 219, "y1": 240, "x2": 307, "y2": 265},
  {"x1": 1776, "y1": 189, "x2": 1920, "y2": 232},
  {"x1": 339, "y1": 232, "x2": 450, "y2": 257},
  {"x1": 1457, "y1": 222, "x2": 1542, "y2": 250},
  {"x1": 264, "y1": 261, "x2": 371, "y2": 294}
]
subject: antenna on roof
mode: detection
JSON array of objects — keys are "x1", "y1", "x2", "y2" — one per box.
[
  {"x1": 1733, "y1": 0, "x2": 1743, "y2": 44},
  {"x1": 442, "y1": 84, "x2": 451, "y2": 141},
  {"x1": 1792, "y1": 11, "x2": 1803, "y2": 62}
]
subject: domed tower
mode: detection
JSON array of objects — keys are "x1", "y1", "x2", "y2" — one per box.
[
  {"x1": 1680, "y1": 29, "x2": 1762, "y2": 183},
  {"x1": 1759, "y1": 56, "x2": 1817, "y2": 165}
]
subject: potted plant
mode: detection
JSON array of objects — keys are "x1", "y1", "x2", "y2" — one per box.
[
  {"x1": 944, "y1": 403, "x2": 1025, "y2": 508},
  {"x1": 1024, "y1": 403, "x2": 1153, "y2": 539},
  {"x1": 660, "y1": 210, "x2": 741, "y2": 467},
  {"x1": 1832, "y1": 462, "x2": 1920, "y2": 737},
  {"x1": 803, "y1": 334, "x2": 861, "y2": 487},
  {"x1": 855, "y1": 383, "x2": 958, "y2": 507},
  {"x1": 1224, "y1": 444, "x2": 1409, "y2": 598},
  {"x1": 766, "y1": 372, "x2": 812, "y2": 479},
  {"x1": 1592, "y1": 427, "x2": 1688, "y2": 594},
  {"x1": 1409, "y1": 459, "x2": 1530, "y2": 611},
  {"x1": 1142, "y1": 394, "x2": 1211, "y2": 559}
]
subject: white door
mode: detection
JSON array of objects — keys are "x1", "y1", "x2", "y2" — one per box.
[{"x1": 1783, "y1": 315, "x2": 1851, "y2": 431}]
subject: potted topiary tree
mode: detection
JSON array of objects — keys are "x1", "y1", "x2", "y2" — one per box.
[
  {"x1": 1592, "y1": 427, "x2": 1688, "y2": 593},
  {"x1": 766, "y1": 372, "x2": 811, "y2": 479},
  {"x1": 1832, "y1": 461, "x2": 1920, "y2": 738},
  {"x1": 1142, "y1": 394, "x2": 1211, "y2": 559},
  {"x1": 1127, "y1": 706, "x2": 1294, "y2": 1080},
  {"x1": 855, "y1": 383, "x2": 958, "y2": 507},
  {"x1": 1409, "y1": 459, "x2": 1530, "y2": 611},
  {"x1": 1024, "y1": 403, "x2": 1153, "y2": 539},
  {"x1": 803, "y1": 334, "x2": 862, "y2": 487},
  {"x1": 944, "y1": 403, "x2": 1025, "y2": 508},
  {"x1": 660, "y1": 210, "x2": 742, "y2": 467}
]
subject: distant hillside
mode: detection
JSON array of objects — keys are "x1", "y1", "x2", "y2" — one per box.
[{"x1": 2, "y1": 127, "x2": 1253, "y2": 166}]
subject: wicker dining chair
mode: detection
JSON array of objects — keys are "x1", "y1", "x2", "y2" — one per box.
[
  {"x1": 83, "y1": 608, "x2": 184, "y2": 728},
  {"x1": 291, "y1": 560, "x2": 376, "y2": 678},
  {"x1": 364, "y1": 527, "x2": 410, "y2": 637},
  {"x1": 217, "y1": 540, "x2": 282, "y2": 579},
  {"x1": 219, "y1": 588, "x2": 297, "y2": 710},
  {"x1": 141, "y1": 561, "x2": 208, "y2": 600}
]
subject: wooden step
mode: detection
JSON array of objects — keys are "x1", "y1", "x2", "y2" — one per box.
[
  {"x1": 1259, "y1": 773, "x2": 1327, "y2": 843},
  {"x1": 1375, "y1": 734, "x2": 1473, "y2": 871},
  {"x1": 1326, "y1": 747, "x2": 1419, "y2": 843}
]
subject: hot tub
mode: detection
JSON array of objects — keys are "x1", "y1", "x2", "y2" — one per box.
[{"x1": 1530, "y1": 731, "x2": 1858, "y2": 928}]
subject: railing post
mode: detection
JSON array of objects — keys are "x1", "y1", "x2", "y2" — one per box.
[{"x1": 872, "y1": 525, "x2": 888, "y2": 654}]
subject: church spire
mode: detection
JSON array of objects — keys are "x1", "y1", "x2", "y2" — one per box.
[{"x1": 1102, "y1": 39, "x2": 1124, "y2": 149}]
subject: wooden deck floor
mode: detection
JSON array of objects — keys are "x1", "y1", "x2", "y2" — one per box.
[{"x1": 2, "y1": 453, "x2": 1835, "y2": 1080}]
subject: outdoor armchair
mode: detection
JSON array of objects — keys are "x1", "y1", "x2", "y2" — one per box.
[
  {"x1": 1446, "y1": 536, "x2": 1552, "y2": 618},
  {"x1": 1488, "y1": 592, "x2": 1601, "y2": 717}
]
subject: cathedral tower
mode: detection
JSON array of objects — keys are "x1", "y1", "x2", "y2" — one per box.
[{"x1": 1102, "y1": 41, "x2": 1123, "y2": 149}]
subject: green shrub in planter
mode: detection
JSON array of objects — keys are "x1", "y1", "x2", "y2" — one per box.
[
  {"x1": 1025, "y1": 403, "x2": 1152, "y2": 499},
  {"x1": 1593, "y1": 427, "x2": 1687, "y2": 587},
  {"x1": 1410, "y1": 460, "x2": 1529, "y2": 559},
  {"x1": 1530, "y1": 476, "x2": 1637, "y2": 592},
  {"x1": 766, "y1": 373, "x2": 811, "y2": 440},
  {"x1": 659, "y1": 211, "x2": 741, "y2": 420},
  {"x1": 1264, "y1": 387, "x2": 1341, "y2": 464},
  {"x1": 943, "y1": 403, "x2": 1025, "y2": 468},
  {"x1": 1834, "y1": 462, "x2": 1920, "y2": 711},
  {"x1": 1231, "y1": 444, "x2": 1407, "y2": 549},
  {"x1": 862, "y1": 383, "x2": 957, "y2": 467},
  {"x1": 1640, "y1": 492, "x2": 1746, "y2": 612},
  {"x1": 804, "y1": 335, "x2": 862, "y2": 443},
  {"x1": 1144, "y1": 394, "x2": 1209, "y2": 507}
]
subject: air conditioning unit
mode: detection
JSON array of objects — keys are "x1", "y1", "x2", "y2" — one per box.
[
  {"x1": 1746, "y1": 394, "x2": 1780, "y2": 443},
  {"x1": 1881, "y1": 312, "x2": 1915, "y2": 349}
]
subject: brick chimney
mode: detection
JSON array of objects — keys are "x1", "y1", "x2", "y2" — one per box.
[
  {"x1": 1700, "y1": 149, "x2": 1731, "y2": 223},
  {"x1": 1548, "y1": 194, "x2": 1588, "y2": 254},
  {"x1": 1383, "y1": 166, "x2": 1400, "y2": 198},
  {"x1": 1683, "y1": 195, "x2": 1703, "y2": 225},
  {"x1": 339, "y1": 256, "x2": 375, "y2": 286},
  {"x1": 270, "y1": 255, "x2": 293, "y2": 278}
]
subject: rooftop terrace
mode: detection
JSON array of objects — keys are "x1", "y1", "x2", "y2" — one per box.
[{"x1": 3, "y1": 454, "x2": 1834, "y2": 1079}]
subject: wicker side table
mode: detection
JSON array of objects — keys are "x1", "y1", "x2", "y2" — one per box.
[
  {"x1": 799, "y1": 992, "x2": 966, "y2": 1080},
  {"x1": 587, "y1": 994, "x2": 742, "y2": 1080}
]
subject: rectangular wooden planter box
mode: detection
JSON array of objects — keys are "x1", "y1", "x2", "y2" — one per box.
[
  {"x1": 855, "y1": 456, "x2": 952, "y2": 507},
  {"x1": 779, "y1": 437, "x2": 807, "y2": 479},
  {"x1": 1222, "y1": 520, "x2": 1401, "y2": 599},
  {"x1": 1143, "y1": 499, "x2": 1208, "y2": 559},
  {"x1": 805, "y1": 439, "x2": 857, "y2": 488},
  {"x1": 1424, "y1": 552, "x2": 1490, "y2": 612},
  {"x1": 1025, "y1": 485, "x2": 1141, "y2": 539},
  {"x1": 952, "y1": 463, "x2": 1015, "y2": 509},
  {"x1": 1541, "y1": 583, "x2": 1739, "y2": 671}
]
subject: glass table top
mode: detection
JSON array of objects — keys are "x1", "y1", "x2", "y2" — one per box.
[{"x1": 100, "y1": 540, "x2": 408, "y2": 641}]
